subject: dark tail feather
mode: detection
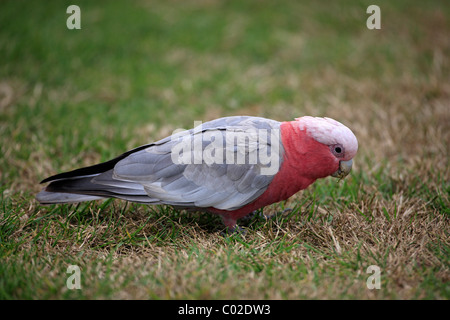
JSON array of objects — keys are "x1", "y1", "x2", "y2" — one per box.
[
  {"x1": 39, "y1": 144, "x2": 151, "y2": 184},
  {"x1": 36, "y1": 170, "x2": 153, "y2": 204},
  {"x1": 36, "y1": 144, "x2": 154, "y2": 205}
]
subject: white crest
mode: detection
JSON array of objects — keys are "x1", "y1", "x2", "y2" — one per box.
[{"x1": 295, "y1": 116, "x2": 358, "y2": 160}]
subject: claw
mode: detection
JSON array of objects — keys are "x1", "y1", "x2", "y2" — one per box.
[
  {"x1": 263, "y1": 208, "x2": 292, "y2": 220},
  {"x1": 221, "y1": 225, "x2": 247, "y2": 236},
  {"x1": 241, "y1": 209, "x2": 265, "y2": 222}
]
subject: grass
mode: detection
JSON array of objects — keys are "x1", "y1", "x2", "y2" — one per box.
[{"x1": 0, "y1": 0, "x2": 449, "y2": 299}]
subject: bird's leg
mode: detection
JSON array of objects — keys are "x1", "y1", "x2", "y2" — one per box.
[{"x1": 220, "y1": 215, "x2": 246, "y2": 236}]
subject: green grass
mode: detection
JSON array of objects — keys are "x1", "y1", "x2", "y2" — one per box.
[{"x1": 1, "y1": 0, "x2": 449, "y2": 299}]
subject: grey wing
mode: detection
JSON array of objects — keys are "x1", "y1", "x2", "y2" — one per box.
[{"x1": 112, "y1": 116, "x2": 284, "y2": 210}]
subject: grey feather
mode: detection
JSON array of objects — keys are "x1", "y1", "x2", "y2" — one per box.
[
  {"x1": 36, "y1": 190, "x2": 105, "y2": 204},
  {"x1": 37, "y1": 116, "x2": 285, "y2": 210}
]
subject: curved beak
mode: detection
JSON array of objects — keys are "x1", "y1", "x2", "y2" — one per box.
[{"x1": 332, "y1": 159, "x2": 353, "y2": 179}]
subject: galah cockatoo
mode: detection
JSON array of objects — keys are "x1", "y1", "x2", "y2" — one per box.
[{"x1": 36, "y1": 116, "x2": 358, "y2": 232}]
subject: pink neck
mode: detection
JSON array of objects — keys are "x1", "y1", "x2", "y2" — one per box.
[{"x1": 211, "y1": 121, "x2": 337, "y2": 225}]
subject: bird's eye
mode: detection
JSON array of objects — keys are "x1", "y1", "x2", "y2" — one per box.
[{"x1": 331, "y1": 144, "x2": 344, "y2": 157}]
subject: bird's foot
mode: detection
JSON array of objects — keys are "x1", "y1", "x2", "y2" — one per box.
[
  {"x1": 240, "y1": 209, "x2": 265, "y2": 222},
  {"x1": 263, "y1": 208, "x2": 293, "y2": 220},
  {"x1": 243, "y1": 208, "x2": 292, "y2": 222},
  {"x1": 221, "y1": 225, "x2": 247, "y2": 236}
]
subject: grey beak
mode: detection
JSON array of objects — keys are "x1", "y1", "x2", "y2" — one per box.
[{"x1": 332, "y1": 159, "x2": 353, "y2": 179}]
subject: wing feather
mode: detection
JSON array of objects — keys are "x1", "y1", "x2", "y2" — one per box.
[{"x1": 111, "y1": 116, "x2": 283, "y2": 210}]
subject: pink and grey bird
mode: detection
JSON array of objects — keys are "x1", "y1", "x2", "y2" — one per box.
[{"x1": 36, "y1": 116, "x2": 358, "y2": 231}]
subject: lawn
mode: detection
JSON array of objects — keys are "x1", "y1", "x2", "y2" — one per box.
[{"x1": 0, "y1": 0, "x2": 448, "y2": 299}]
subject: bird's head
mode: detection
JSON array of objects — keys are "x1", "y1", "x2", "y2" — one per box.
[{"x1": 292, "y1": 116, "x2": 358, "y2": 179}]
